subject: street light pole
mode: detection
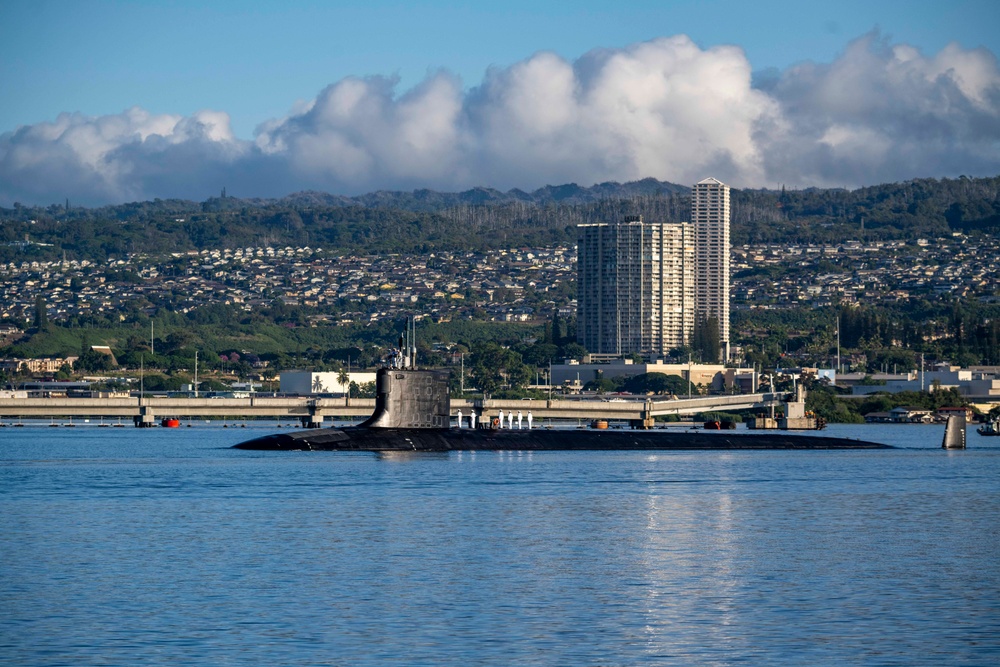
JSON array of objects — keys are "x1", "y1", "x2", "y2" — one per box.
[
  {"x1": 688, "y1": 353, "x2": 692, "y2": 399},
  {"x1": 836, "y1": 315, "x2": 839, "y2": 373}
]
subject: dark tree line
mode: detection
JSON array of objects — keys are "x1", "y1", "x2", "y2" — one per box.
[
  {"x1": 3, "y1": 176, "x2": 997, "y2": 263},
  {"x1": 692, "y1": 315, "x2": 721, "y2": 363},
  {"x1": 732, "y1": 302, "x2": 1000, "y2": 372},
  {"x1": 837, "y1": 303, "x2": 1000, "y2": 367}
]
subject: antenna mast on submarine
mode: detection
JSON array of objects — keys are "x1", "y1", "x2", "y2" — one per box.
[
  {"x1": 410, "y1": 317, "x2": 417, "y2": 369},
  {"x1": 391, "y1": 317, "x2": 418, "y2": 369}
]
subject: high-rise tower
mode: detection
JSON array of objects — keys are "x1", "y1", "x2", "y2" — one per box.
[
  {"x1": 577, "y1": 216, "x2": 694, "y2": 356},
  {"x1": 692, "y1": 177, "x2": 730, "y2": 358}
]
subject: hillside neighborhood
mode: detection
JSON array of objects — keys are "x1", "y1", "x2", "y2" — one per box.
[
  {"x1": 2, "y1": 229, "x2": 998, "y2": 420},
  {"x1": 2, "y1": 232, "x2": 997, "y2": 328}
]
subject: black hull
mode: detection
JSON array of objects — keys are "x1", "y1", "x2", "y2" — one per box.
[{"x1": 234, "y1": 426, "x2": 891, "y2": 451}]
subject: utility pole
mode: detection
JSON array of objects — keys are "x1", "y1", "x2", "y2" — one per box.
[
  {"x1": 194, "y1": 350, "x2": 199, "y2": 398},
  {"x1": 548, "y1": 360, "x2": 553, "y2": 400},
  {"x1": 460, "y1": 353, "x2": 464, "y2": 394},
  {"x1": 150, "y1": 321, "x2": 154, "y2": 356},
  {"x1": 836, "y1": 314, "x2": 841, "y2": 385}
]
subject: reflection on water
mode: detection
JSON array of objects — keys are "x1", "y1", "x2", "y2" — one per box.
[{"x1": 1, "y1": 427, "x2": 998, "y2": 666}]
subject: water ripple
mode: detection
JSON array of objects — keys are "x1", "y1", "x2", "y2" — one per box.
[{"x1": 1, "y1": 428, "x2": 998, "y2": 665}]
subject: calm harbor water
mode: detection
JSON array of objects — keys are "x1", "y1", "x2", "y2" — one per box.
[{"x1": 2, "y1": 423, "x2": 998, "y2": 666}]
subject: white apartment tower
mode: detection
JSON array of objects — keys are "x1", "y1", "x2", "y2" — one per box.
[
  {"x1": 692, "y1": 177, "x2": 730, "y2": 358},
  {"x1": 577, "y1": 178, "x2": 730, "y2": 359},
  {"x1": 577, "y1": 216, "x2": 694, "y2": 356}
]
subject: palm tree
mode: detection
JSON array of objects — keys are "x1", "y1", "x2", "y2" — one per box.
[
  {"x1": 262, "y1": 368, "x2": 276, "y2": 393},
  {"x1": 338, "y1": 368, "x2": 350, "y2": 404}
]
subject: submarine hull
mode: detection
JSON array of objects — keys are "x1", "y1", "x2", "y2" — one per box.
[
  {"x1": 234, "y1": 368, "x2": 890, "y2": 451},
  {"x1": 234, "y1": 426, "x2": 891, "y2": 451}
]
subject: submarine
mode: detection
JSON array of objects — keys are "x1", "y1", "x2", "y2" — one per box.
[{"x1": 234, "y1": 365, "x2": 890, "y2": 452}]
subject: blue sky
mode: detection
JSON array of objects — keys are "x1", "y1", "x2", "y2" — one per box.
[
  {"x1": 3, "y1": 0, "x2": 995, "y2": 138},
  {"x1": 1, "y1": 0, "x2": 998, "y2": 204}
]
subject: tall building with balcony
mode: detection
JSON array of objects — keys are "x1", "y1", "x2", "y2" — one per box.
[
  {"x1": 577, "y1": 216, "x2": 694, "y2": 356},
  {"x1": 692, "y1": 177, "x2": 731, "y2": 357},
  {"x1": 577, "y1": 177, "x2": 730, "y2": 359}
]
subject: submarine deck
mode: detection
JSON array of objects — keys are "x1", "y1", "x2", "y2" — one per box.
[{"x1": 234, "y1": 426, "x2": 891, "y2": 451}]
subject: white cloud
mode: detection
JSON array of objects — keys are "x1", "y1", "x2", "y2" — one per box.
[
  {"x1": 255, "y1": 72, "x2": 466, "y2": 188},
  {"x1": 1, "y1": 31, "x2": 998, "y2": 205},
  {"x1": 0, "y1": 108, "x2": 249, "y2": 204},
  {"x1": 756, "y1": 32, "x2": 1000, "y2": 186}
]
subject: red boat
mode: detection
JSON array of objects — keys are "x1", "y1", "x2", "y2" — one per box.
[{"x1": 160, "y1": 418, "x2": 180, "y2": 428}]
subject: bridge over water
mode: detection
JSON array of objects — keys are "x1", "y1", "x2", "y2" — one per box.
[{"x1": 0, "y1": 392, "x2": 789, "y2": 427}]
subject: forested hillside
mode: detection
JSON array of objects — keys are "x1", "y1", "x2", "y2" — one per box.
[{"x1": 2, "y1": 176, "x2": 997, "y2": 262}]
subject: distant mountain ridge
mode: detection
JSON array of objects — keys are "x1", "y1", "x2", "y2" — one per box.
[
  {"x1": 1, "y1": 175, "x2": 997, "y2": 263},
  {"x1": 276, "y1": 178, "x2": 690, "y2": 211}
]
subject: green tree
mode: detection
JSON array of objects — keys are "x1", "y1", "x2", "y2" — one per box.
[
  {"x1": 33, "y1": 295, "x2": 48, "y2": 330},
  {"x1": 551, "y1": 312, "x2": 564, "y2": 345},
  {"x1": 559, "y1": 342, "x2": 587, "y2": 360},
  {"x1": 161, "y1": 330, "x2": 196, "y2": 356},
  {"x1": 262, "y1": 368, "x2": 277, "y2": 392},
  {"x1": 623, "y1": 372, "x2": 693, "y2": 396},
  {"x1": 692, "y1": 315, "x2": 720, "y2": 363},
  {"x1": 518, "y1": 342, "x2": 559, "y2": 367},
  {"x1": 351, "y1": 380, "x2": 376, "y2": 398},
  {"x1": 583, "y1": 378, "x2": 618, "y2": 393},
  {"x1": 470, "y1": 342, "x2": 530, "y2": 395},
  {"x1": 73, "y1": 348, "x2": 115, "y2": 372},
  {"x1": 806, "y1": 385, "x2": 864, "y2": 423}
]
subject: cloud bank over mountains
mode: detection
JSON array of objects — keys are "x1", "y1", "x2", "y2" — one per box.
[{"x1": 2, "y1": 32, "x2": 998, "y2": 206}]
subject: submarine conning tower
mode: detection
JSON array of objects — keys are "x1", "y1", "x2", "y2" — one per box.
[{"x1": 357, "y1": 368, "x2": 451, "y2": 429}]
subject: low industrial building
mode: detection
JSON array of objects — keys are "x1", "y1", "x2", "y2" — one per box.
[{"x1": 848, "y1": 366, "x2": 1000, "y2": 401}]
